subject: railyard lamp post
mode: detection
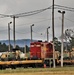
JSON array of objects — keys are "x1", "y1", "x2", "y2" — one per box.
[
  {"x1": 31, "y1": 24, "x2": 34, "y2": 42},
  {"x1": 58, "y1": 10, "x2": 65, "y2": 67},
  {"x1": 47, "y1": 26, "x2": 50, "y2": 42},
  {"x1": 8, "y1": 22, "x2": 12, "y2": 51}
]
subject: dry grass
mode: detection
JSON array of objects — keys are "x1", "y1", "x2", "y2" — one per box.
[
  {"x1": 0, "y1": 67, "x2": 74, "y2": 75},
  {"x1": 1, "y1": 72, "x2": 74, "y2": 75}
]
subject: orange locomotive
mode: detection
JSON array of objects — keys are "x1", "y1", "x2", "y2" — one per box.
[{"x1": 30, "y1": 41, "x2": 53, "y2": 59}]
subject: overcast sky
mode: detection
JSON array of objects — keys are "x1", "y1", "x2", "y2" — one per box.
[{"x1": 0, "y1": 0, "x2": 74, "y2": 41}]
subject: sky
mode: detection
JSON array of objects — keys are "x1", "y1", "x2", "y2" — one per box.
[{"x1": 0, "y1": 0, "x2": 74, "y2": 41}]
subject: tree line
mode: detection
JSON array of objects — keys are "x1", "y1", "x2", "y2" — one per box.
[
  {"x1": 0, "y1": 42, "x2": 30, "y2": 53},
  {"x1": 54, "y1": 37, "x2": 74, "y2": 52},
  {"x1": 0, "y1": 37, "x2": 74, "y2": 53}
]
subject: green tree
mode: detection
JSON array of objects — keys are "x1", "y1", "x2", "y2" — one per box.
[
  {"x1": 0, "y1": 42, "x2": 29, "y2": 52},
  {"x1": 54, "y1": 37, "x2": 61, "y2": 52},
  {"x1": 26, "y1": 45, "x2": 30, "y2": 53},
  {"x1": 69, "y1": 37, "x2": 74, "y2": 50}
]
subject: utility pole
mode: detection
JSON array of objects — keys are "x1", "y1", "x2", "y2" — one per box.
[
  {"x1": 13, "y1": 16, "x2": 16, "y2": 48},
  {"x1": 52, "y1": 0, "x2": 55, "y2": 68},
  {"x1": 8, "y1": 22, "x2": 12, "y2": 51},
  {"x1": 12, "y1": 16, "x2": 18, "y2": 49},
  {"x1": 47, "y1": 26, "x2": 50, "y2": 42},
  {"x1": 58, "y1": 10, "x2": 65, "y2": 67},
  {"x1": 31, "y1": 24, "x2": 34, "y2": 42}
]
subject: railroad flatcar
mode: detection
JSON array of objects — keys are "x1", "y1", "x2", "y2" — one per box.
[{"x1": 0, "y1": 41, "x2": 59, "y2": 69}]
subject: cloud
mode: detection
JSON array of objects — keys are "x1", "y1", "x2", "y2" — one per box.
[{"x1": 0, "y1": 0, "x2": 74, "y2": 41}]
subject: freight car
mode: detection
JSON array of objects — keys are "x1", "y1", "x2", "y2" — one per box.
[
  {"x1": 0, "y1": 41, "x2": 58, "y2": 69},
  {"x1": 58, "y1": 50, "x2": 74, "y2": 65},
  {"x1": 0, "y1": 51, "x2": 43, "y2": 69}
]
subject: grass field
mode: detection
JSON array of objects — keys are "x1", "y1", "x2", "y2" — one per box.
[{"x1": 0, "y1": 67, "x2": 74, "y2": 75}]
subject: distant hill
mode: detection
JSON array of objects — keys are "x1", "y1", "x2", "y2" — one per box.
[{"x1": 0, "y1": 39, "x2": 37, "y2": 47}]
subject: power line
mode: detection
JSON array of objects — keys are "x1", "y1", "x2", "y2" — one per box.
[
  {"x1": 33, "y1": 30, "x2": 44, "y2": 35},
  {"x1": 16, "y1": 18, "x2": 51, "y2": 27},
  {"x1": 0, "y1": 5, "x2": 74, "y2": 18},
  {"x1": 15, "y1": 17, "x2": 60, "y2": 27},
  {"x1": 54, "y1": 4, "x2": 74, "y2": 12},
  {"x1": 14, "y1": 6, "x2": 52, "y2": 17},
  {"x1": 0, "y1": 6, "x2": 52, "y2": 18},
  {"x1": 10, "y1": 28, "x2": 30, "y2": 34},
  {"x1": 55, "y1": 4, "x2": 74, "y2": 10},
  {"x1": 64, "y1": 17, "x2": 74, "y2": 23}
]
